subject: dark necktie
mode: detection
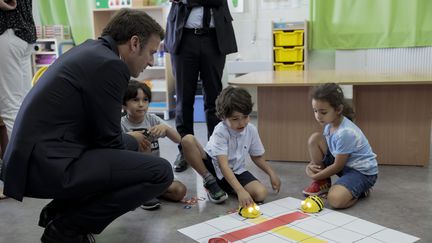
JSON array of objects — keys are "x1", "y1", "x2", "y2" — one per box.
[{"x1": 203, "y1": 6, "x2": 211, "y2": 29}]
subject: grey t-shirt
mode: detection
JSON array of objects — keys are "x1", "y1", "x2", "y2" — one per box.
[{"x1": 121, "y1": 113, "x2": 166, "y2": 156}]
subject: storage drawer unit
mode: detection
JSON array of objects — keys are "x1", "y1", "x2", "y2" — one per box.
[
  {"x1": 272, "y1": 21, "x2": 307, "y2": 71},
  {"x1": 274, "y1": 47, "x2": 304, "y2": 62},
  {"x1": 274, "y1": 30, "x2": 304, "y2": 47},
  {"x1": 273, "y1": 62, "x2": 304, "y2": 71}
]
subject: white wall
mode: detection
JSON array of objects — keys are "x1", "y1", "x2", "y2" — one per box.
[
  {"x1": 227, "y1": 0, "x2": 334, "y2": 69},
  {"x1": 228, "y1": 0, "x2": 309, "y2": 61},
  {"x1": 223, "y1": 0, "x2": 335, "y2": 111}
]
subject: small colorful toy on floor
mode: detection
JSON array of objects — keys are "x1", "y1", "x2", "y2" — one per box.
[
  {"x1": 208, "y1": 237, "x2": 229, "y2": 243},
  {"x1": 238, "y1": 203, "x2": 261, "y2": 219},
  {"x1": 300, "y1": 195, "x2": 324, "y2": 213}
]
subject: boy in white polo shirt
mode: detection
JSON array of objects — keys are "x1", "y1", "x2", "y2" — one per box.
[{"x1": 181, "y1": 86, "x2": 280, "y2": 206}]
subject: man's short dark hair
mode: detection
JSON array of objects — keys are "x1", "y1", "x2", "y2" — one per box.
[{"x1": 101, "y1": 8, "x2": 164, "y2": 48}]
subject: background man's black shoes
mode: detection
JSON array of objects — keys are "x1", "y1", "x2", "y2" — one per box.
[
  {"x1": 38, "y1": 205, "x2": 57, "y2": 228},
  {"x1": 41, "y1": 222, "x2": 95, "y2": 243}
]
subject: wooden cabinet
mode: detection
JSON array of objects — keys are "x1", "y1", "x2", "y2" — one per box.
[
  {"x1": 92, "y1": 6, "x2": 175, "y2": 120},
  {"x1": 272, "y1": 21, "x2": 308, "y2": 71}
]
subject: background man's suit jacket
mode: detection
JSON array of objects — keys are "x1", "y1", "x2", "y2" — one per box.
[{"x1": 164, "y1": 0, "x2": 238, "y2": 55}]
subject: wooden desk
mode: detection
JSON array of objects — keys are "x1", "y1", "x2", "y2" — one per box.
[{"x1": 229, "y1": 70, "x2": 432, "y2": 166}]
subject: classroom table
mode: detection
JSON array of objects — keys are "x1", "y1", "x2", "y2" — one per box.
[{"x1": 228, "y1": 70, "x2": 432, "y2": 166}]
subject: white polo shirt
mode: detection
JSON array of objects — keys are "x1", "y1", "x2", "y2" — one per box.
[{"x1": 204, "y1": 122, "x2": 265, "y2": 180}]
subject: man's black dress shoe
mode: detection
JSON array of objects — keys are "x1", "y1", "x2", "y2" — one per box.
[
  {"x1": 41, "y1": 221, "x2": 95, "y2": 243},
  {"x1": 38, "y1": 205, "x2": 57, "y2": 228}
]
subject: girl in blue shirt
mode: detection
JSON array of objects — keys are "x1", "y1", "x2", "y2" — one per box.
[{"x1": 303, "y1": 83, "x2": 378, "y2": 209}]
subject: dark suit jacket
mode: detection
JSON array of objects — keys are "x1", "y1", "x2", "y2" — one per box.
[
  {"x1": 1, "y1": 36, "x2": 130, "y2": 201},
  {"x1": 164, "y1": 0, "x2": 238, "y2": 55}
]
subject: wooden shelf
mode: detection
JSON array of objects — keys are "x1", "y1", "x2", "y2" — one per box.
[{"x1": 92, "y1": 6, "x2": 166, "y2": 39}]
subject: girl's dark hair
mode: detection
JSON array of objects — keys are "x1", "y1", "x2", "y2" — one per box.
[
  {"x1": 216, "y1": 86, "x2": 253, "y2": 119},
  {"x1": 123, "y1": 80, "x2": 152, "y2": 105},
  {"x1": 310, "y1": 83, "x2": 354, "y2": 120},
  {"x1": 101, "y1": 8, "x2": 165, "y2": 48}
]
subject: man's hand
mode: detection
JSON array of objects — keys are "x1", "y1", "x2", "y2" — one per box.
[
  {"x1": 127, "y1": 131, "x2": 151, "y2": 153},
  {"x1": 0, "y1": 0, "x2": 17, "y2": 10}
]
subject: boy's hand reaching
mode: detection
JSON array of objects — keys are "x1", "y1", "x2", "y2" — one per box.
[
  {"x1": 269, "y1": 172, "x2": 281, "y2": 193},
  {"x1": 149, "y1": 124, "x2": 168, "y2": 138},
  {"x1": 237, "y1": 189, "x2": 254, "y2": 208}
]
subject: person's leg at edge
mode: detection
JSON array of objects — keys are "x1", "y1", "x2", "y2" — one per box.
[
  {"x1": 0, "y1": 29, "x2": 33, "y2": 139},
  {"x1": 0, "y1": 29, "x2": 33, "y2": 200}
]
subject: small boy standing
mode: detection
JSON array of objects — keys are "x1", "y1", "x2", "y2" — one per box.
[
  {"x1": 182, "y1": 86, "x2": 280, "y2": 207},
  {"x1": 122, "y1": 80, "x2": 186, "y2": 210}
]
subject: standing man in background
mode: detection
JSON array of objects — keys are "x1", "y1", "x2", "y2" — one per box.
[
  {"x1": 165, "y1": 0, "x2": 238, "y2": 172},
  {"x1": 0, "y1": 0, "x2": 36, "y2": 199}
]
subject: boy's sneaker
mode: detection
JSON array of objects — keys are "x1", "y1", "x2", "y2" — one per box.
[
  {"x1": 173, "y1": 153, "x2": 187, "y2": 172},
  {"x1": 302, "y1": 179, "x2": 331, "y2": 196},
  {"x1": 203, "y1": 178, "x2": 228, "y2": 204},
  {"x1": 140, "y1": 198, "x2": 161, "y2": 210}
]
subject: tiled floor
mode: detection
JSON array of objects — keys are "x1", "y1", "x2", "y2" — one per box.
[
  {"x1": 179, "y1": 197, "x2": 419, "y2": 242},
  {"x1": 0, "y1": 120, "x2": 431, "y2": 243}
]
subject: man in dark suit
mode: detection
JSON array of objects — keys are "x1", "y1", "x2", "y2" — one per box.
[
  {"x1": 165, "y1": 0, "x2": 238, "y2": 172},
  {"x1": 0, "y1": 9, "x2": 173, "y2": 243}
]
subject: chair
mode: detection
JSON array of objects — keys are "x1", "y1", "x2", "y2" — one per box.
[{"x1": 31, "y1": 65, "x2": 49, "y2": 86}]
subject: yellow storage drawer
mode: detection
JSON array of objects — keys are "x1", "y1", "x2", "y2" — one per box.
[
  {"x1": 273, "y1": 62, "x2": 304, "y2": 71},
  {"x1": 274, "y1": 47, "x2": 303, "y2": 62},
  {"x1": 274, "y1": 30, "x2": 304, "y2": 46}
]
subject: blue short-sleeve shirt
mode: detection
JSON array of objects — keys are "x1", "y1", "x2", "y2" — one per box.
[{"x1": 323, "y1": 117, "x2": 378, "y2": 175}]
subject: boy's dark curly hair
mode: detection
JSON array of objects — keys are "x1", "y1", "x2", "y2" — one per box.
[{"x1": 216, "y1": 86, "x2": 253, "y2": 119}]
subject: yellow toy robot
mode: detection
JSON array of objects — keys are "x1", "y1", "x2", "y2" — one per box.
[
  {"x1": 300, "y1": 195, "x2": 324, "y2": 213},
  {"x1": 238, "y1": 203, "x2": 261, "y2": 219}
]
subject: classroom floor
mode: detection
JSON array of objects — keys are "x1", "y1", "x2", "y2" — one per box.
[{"x1": 0, "y1": 120, "x2": 431, "y2": 243}]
